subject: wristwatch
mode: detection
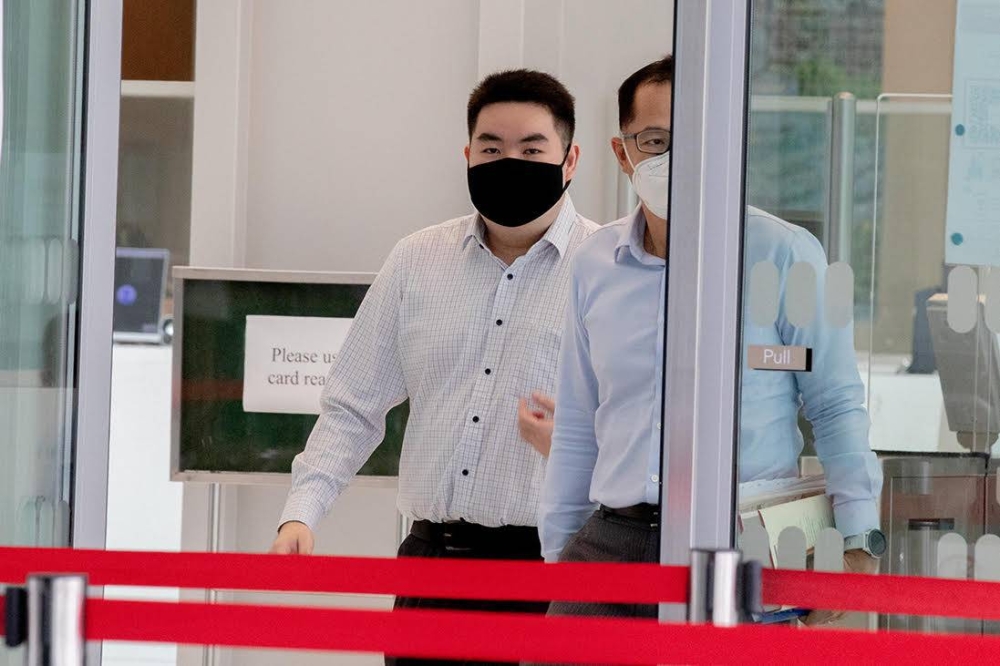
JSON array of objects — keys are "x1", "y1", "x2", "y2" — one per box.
[{"x1": 843, "y1": 528, "x2": 887, "y2": 558}]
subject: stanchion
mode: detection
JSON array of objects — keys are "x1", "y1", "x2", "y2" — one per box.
[
  {"x1": 687, "y1": 549, "x2": 761, "y2": 626},
  {"x1": 4, "y1": 574, "x2": 87, "y2": 665}
]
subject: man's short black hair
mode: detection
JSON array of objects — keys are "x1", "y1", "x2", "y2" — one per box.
[
  {"x1": 618, "y1": 56, "x2": 674, "y2": 129},
  {"x1": 467, "y1": 69, "x2": 575, "y2": 149}
]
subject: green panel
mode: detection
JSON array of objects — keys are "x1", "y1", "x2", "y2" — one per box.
[{"x1": 178, "y1": 279, "x2": 407, "y2": 476}]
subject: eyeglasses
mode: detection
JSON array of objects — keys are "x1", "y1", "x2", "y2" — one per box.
[{"x1": 622, "y1": 128, "x2": 671, "y2": 155}]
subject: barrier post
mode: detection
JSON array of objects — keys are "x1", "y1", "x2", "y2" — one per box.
[
  {"x1": 19, "y1": 574, "x2": 88, "y2": 665},
  {"x1": 688, "y1": 550, "x2": 761, "y2": 626}
]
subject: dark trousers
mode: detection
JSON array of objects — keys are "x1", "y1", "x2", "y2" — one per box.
[
  {"x1": 546, "y1": 507, "x2": 659, "y2": 619},
  {"x1": 527, "y1": 508, "x2": 660, "y2": 666},
  {"x1": 385, "y1": 520, "x2": 548, "y2": 666}
]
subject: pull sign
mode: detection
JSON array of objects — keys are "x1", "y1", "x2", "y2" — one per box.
[{"x1": 747, "y1": 345, "x2": 812, "y2": 372}]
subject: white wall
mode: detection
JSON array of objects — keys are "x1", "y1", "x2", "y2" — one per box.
[
  {"x1": 196, "y1": 0, "x2": 676, "y2": 274},
  {"x1": 244, "y1": 0, "x2": 481, "y2": 271},
  {"x1": 176, "y1": 2, "x2": 674, "y2": 664}
]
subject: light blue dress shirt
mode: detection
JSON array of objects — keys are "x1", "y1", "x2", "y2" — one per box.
[{"x1": 538, "y1": 206, "x2": 883, "y2": 561}]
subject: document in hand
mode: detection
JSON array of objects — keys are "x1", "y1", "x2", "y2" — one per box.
[{"x1": 737, "y1": 475, "x2": 833, "y2": 567}]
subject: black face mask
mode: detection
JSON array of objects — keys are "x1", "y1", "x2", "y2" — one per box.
[{"x1": 467, "y1": 155, "x2": 571, "y2": 228}]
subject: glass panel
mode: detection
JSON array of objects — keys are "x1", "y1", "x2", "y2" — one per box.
[
  {"x1": 0, "y1": 0, "x2": 85, "y2": 662},
  {"x1": 0, "y1": 0, "x2": 85, "y2": 543},
  {"x1": 738, "y1": 0, "x2": 1000, "y2": 634}
]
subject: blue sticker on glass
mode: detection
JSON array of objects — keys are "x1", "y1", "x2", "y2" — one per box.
[
  {"x1": 116, "y1": 284, "x2": 138, "y2": 306},
  {"x1": 955, "y1": 124, "x2": 965, "y2": 136},
  {"x1": 951, "y1": 232, "x2": 964, "y2": 246}
]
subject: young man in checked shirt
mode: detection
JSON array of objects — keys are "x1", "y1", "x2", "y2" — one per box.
[{"x1": 271, "y1": 70, "x2": 598, "y2": 666}]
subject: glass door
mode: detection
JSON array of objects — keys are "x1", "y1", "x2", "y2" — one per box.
[
  {"x1": 734, "y1": 0, "x2": 1000, "y2": 634},
  {"x1": 0, "y1": 0, "x2": 86, "y2": 549},
  {"x1": 1, "y1": 2, "x2": 86, "y2": 662},
  {"x1": 2, "y1": 0, "x2": 119, "y2": 659},
  {"x1": 668, "y1": 0, "x2": 1000, "y2": 634}
]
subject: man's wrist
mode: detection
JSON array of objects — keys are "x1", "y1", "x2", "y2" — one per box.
[
  {"x1": 832, "y1": 499, "x2": 880, "y2": 540},
  {"x1": 277, "y1": 520, "x2": 308, "y2": 534},
  {"x1": 279, "y1": 494, "x2": 325, "y2": 533},
  {"x1": 843, "y1": 528, "x2": 886, "y2": 558}
]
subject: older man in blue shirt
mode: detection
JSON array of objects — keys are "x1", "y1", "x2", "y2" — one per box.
[{"x1": 535, "y1": 56, "x2": 883, "y2": 623}]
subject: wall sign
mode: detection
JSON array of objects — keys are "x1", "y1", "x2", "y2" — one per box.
[
  {"x1": 945, "y1": 0, "x2": 1000, "y2": 266},
  {"x1": 747, "y1": 345, "x2": 812, "y2": 372},
  {"x1": 242, "y1": 315, "x2": 353, "y2": 415}
]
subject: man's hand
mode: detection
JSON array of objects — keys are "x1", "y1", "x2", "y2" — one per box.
[
  {"x1": 802, "y1": 549, "x2": 878, "y2": 626},
  {"x1": 518, "y1": 392, "x2": 555, "y2": 457},
  {"x1": 269, "y1": 521, "x2": 315, "y2": 555}
]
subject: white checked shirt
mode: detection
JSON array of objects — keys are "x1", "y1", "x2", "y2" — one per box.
[{"x1": 280, "y1": 197, "x2": 598, "y2": 530}]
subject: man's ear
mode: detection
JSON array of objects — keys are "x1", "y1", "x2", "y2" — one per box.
[
  {"x1": 563, "y1": 144, "x2": 582, "y2": 181},
  {"x1": 463, "y1": 144, "x2": 471, "y2": 162},
  {"x1": 611, "y1": 137, "x2": 631, "y2": 175}
]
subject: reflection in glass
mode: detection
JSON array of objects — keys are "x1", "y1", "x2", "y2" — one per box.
[
  {"x1": 0, "y1": 1, "x2": 84, "y2": 553},
  {"x1": 740, "y1": 0, "x2": 1000, "y2": 635}
]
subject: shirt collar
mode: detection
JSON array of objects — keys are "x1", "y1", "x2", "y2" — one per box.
[
  {"x1": 463, "y1": 196, "x2": 578, "y2": 257},
  {"x1": 463, "y1": 215, "x2": 488, "y2": 249},
  {"x1": 615, "y1": 206, "x2": 666, "y2": 267}
]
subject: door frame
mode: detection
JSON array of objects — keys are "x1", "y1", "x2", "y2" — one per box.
[
  {"x1": 659, "y1": 0, "x2": 751, "y2": 618},
  {"x1": 72, "y1": 0, "x2": 122, "y2": 550}
]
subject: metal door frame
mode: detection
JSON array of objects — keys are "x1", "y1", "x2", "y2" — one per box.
[
  {"x1": 71, "y1": 0, "x2": 122, "y2": 550},
  {"x1": 659, "y1": 0, "x2": 751, "y2": 617}
]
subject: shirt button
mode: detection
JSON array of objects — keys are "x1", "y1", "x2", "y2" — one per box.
[
  {"x1": 506, "y1": 274, "x2": 514, "y2": 280},
  {"x1": 462, "y1": 469, "x2": 470, "y2": 476},
  {"x1": 496, "y1": 319, "x2": 503, "y2": 326},
  {"x1": 656, "y1": 422, "x2": 662, "y2": 430},
  {"x1": 485, "y1": 368, "x2": 492, "y2": 375},
  {"x1": 472, "y1": 416, "x2": 480, "y2": 423},
  {"x1": 651, "y1": 474, "x2": 660, "y2": 483}
]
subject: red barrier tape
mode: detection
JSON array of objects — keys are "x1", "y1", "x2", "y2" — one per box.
[
  {"x1": 4, "y1": 596, "x2": 1000, "y2": 664},
  {"x1": 0, "y1": 547, "x2": 687, "y2": 604},
  {"x1": 6, "y1": 547, "x2": 1000, "y2": 621},
  {"x1": 764, "y1": 568, "x2": 1000, "y2": 621}
]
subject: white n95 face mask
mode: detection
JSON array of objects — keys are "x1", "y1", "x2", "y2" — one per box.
[{"x1": 625, "y1": 147, "x2": 670, "y2": 220}]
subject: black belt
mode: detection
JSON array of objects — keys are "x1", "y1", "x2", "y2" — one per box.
[
  {"x1": 409, "y1": 520, "x2": 540, "y2": 554},
  {"x1": 599, "y1": 503, "x2": 660, "y2": 527}
]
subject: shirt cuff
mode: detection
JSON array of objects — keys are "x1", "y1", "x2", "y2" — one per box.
[
  {"x1": 278, "y1": 493, "x2": 328, "y2": 534},
  {"x1": 833, "y1": 498, "x2": 880, "y2": 538}
]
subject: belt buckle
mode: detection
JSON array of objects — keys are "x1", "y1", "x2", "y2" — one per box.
[
  {"x1": 647, "y1": 509, "x2": 660, "y2": 529},
  {"x1": 441, "y1": 527, "x2": 473, "y2": 553}
]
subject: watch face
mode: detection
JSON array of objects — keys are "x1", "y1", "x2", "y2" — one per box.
[{"x1": 867, "y1": 529, "x2": 887, "y2": 557}]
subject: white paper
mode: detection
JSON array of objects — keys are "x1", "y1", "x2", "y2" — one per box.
[
  {"x1": 945, "y1": 0, "x2": 1000, "y2": 266},
  {"x1": 757, "y1": 494, "x2": 835, "y2": 563},
  {"x1": 242, "y1": 315, "x2": 353, "y2": 415}
]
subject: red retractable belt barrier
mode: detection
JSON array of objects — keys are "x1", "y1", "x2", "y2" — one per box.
[
  {"x1": 5, "y1": 547, "x2": 1000, "y2": 663},
  {"x1": 4, "y1": 595, "x2": 1000, "y2": 664},
  {"x1": 5, "y1": 547, "x2": 1000, "y2": 619},
  {"x1": 0, "y1": 547, "x2": 687, "y2": 603},
  {"x1": 764, "y1": 567, "x2": 1000, "y2": 621}
]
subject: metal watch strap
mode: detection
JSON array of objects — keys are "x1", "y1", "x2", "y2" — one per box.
[{"x1": 843, "y1": 533, "x2": 866, "y2": 552}]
